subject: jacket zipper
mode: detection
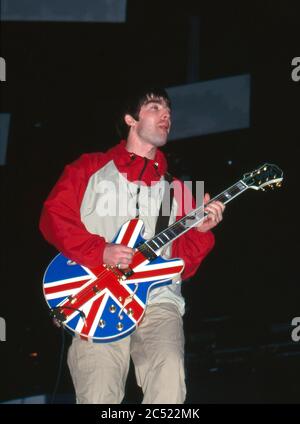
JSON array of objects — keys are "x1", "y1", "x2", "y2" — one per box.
[{"x1": 135, "y1": 157, "x2": 149, "y2": 217}]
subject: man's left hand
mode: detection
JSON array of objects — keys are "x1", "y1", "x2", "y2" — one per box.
[{"x1": 196, "y1": 193, "x2": 225, "y2": 232}]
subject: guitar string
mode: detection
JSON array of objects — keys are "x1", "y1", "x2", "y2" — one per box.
[
  {"x1": 140, "y1": 183, "x2": 247, "y2": 252},
  {"x1": 58, "y1": 183, "x2": 247, "y2": 316},
  {"x1": 55, "y1": 175, "x2": 279, "y2": 323},
  {"x1": 58, "y1": 180, "x2": 270, "y2": 321},
  {"x1": 148, "y1": 173, "x2": 280, "y2": 249}
]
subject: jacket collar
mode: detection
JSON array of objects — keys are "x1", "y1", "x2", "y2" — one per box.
[{"x1": 107, "y1": 140, "x2": 168, "y2": 185}]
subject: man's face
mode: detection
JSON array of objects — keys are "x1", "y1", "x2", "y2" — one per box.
[{"x1": 133, "y1": 96, "x2": 171, "y2": 147}]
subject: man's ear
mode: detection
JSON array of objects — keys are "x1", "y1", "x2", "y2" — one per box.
[{"x1": 124, "y1": 114, "x2": 136, "y2": 128}]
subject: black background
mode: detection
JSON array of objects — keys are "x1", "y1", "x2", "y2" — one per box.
[{"x1": 0, "y1": 0, "x2": 299, "y2": 403}]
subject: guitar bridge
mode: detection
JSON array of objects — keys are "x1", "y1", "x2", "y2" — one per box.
[{"x1": 104, "y1": 263, "x2": 134, "y2": 280}]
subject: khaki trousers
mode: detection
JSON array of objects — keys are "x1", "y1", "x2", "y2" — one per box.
[{"x1": 67, "y1": 302, "x2": 186, "y2": 404}]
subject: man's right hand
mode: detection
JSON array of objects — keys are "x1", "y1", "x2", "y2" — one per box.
[{"x1": 103, "y1": 243, "x2": 134, "y2": 269}]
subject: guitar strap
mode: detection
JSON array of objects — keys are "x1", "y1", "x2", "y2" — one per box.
[{"x1": 155, "y1": 172, "x2": 174, "y2": 235}]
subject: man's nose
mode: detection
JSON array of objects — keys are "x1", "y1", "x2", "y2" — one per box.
[{"x1": 161, "y1": 109, "x2": 171, "y2": 120}]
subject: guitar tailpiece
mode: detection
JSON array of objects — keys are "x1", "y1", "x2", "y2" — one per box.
[
  {"x1": 118, "y1": 284, "x2": 138, "y2": 318},
  {"x1": 50, "y1": 306, "x2": 86, "y2": 323},
  {"x1": 50, "y1": 307, "x2": 67, "y2": 322}
]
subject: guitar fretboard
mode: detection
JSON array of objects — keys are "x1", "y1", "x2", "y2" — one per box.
[{"x1": 139, "y1": 180, "x2": 248, "y2": 255}]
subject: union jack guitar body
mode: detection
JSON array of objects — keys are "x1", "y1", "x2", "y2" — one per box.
[
  {"x1": 43, "y1": 164, "x2": 283, "y2": 343},
  {"x1": 43, "y1": 218, "x2": 185, "y2": 343}
]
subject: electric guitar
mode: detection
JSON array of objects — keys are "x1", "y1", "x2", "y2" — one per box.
[{"x1": 43, "y1": 163, "x2": 283, "y2": 343}]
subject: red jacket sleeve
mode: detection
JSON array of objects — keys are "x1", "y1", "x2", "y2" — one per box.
[
  {"x1": 39, "y1": 153, "x2": 108, "y2": 268},
  {"x1": 171, "y1": 178, "x2": 215, "y2": 281}
]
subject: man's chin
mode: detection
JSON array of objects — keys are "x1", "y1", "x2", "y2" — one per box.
[{"x1": 153, "y1": 137, "x2": 168, "y2": 147}]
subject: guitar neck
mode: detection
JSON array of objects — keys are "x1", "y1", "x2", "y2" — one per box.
[{"x1": 140, "y1": 179, "x2": 248, "y2": 255}]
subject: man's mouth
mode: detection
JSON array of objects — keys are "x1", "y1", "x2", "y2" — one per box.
[{"x1": 158, "y1": 123, "x2": 170, "y2": 132}]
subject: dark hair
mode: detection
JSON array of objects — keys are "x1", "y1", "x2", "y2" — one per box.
[{"x1": 116, "y1": 86, "x2": 171, "y2": 139}]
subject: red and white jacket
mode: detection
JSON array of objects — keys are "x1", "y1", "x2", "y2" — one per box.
[{"x1": 40, "y1": 140, "x2": 215, "y2": 314}]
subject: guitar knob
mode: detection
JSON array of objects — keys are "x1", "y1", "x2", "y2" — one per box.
[
  {"x1": 98, "y1": 319, "x2": 106, "y2": 328},
  {"x1": 110, "y1": 305, "x2": 116, "y2": 313},
  {"x1": 117, "y1": 322, "x2": 124, "y2": 331}
]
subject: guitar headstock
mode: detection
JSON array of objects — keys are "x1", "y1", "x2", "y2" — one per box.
[{"x1": 242, "y1": 164, "x2": 283, "y2": 191}]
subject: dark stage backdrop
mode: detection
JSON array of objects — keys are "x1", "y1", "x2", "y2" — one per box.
[{"x1": 0, "y1": 1, "x2": 299, "y2": 403}]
